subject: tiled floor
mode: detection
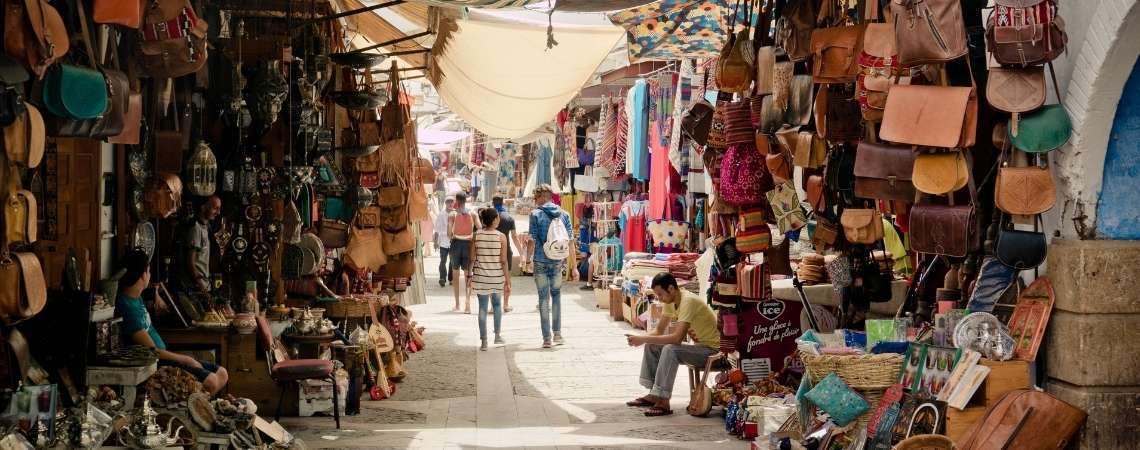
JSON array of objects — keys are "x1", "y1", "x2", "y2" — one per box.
[{"x1": 282, "y1": 217, "x2": 744, "y2": 449}]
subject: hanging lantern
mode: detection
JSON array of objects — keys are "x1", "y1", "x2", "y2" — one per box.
[{"x1": 188, "y1": 141, "x2": 218, "y2": 196}]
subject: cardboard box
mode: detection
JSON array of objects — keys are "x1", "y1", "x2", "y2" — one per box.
[{"x1": 596, "y1": 287, "x2": 610, "y2": 309}]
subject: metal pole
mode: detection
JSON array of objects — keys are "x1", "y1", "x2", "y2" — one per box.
[
  {"x1": 349, "y1": 30, "x2": 432, "y2": 54},
  {"x1": 298, "y1": 0, "x2": 403, "y2": 26}
]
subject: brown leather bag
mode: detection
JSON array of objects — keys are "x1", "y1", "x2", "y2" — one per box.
[
  {"x1": 810, "y1": 24, "x2": 865, "y2": 84},
  {"x1": 890, "y1": 0, "x2": 969, "y2": 66},
  {"x1": 816, "y1": 84, "x2": 863, "y2": 142},
  {"x1": 3, "y1": 103, "x2": 44, "y2": 168},
  {"x1": 375, "y1": 251, "x2": 414, "y2": 278},
  {"x1": 766, "y1": 151, "x2": 792, "y2": 185},
  {"x1": 986, "y1": 1, "x2": 1067, "y2": 67},
  {"x1": 913, "y1": 151, "x2": 969, "y2": 195},
  {"x1": 840, "y1": 208, "x2": 883, "y2": 244},
  {"x1": 957, "y1": 389, "x2": 1086, "y2": 450},
  {"x1": 414, "y1": 157, "x2": 436, "y2": 184},
  {"x1": 381, "y1": 227, "x2": 416, "y2": 256},
  {"x1": 718, "y1": 30, "x2": 754, "y2": 94},
  {"x1": 910, "y1": 169, "x2": 981, "y2": 257},
  {"x1": 107, "y1": 93, "x2": 142, "y2": 144},
  {"x1": 854, "y1": 142, "x2": 917, "y2": 202},
  {"x1": 345, "y1": 221, "x2": 386, "y2": 271},
  {"x1": 94, "y1": 0, "x2": 143, "y2": 28},
  {"x1": 318, "y1": 219, "x2": 350, "y2": 249},
  {"x1": 986, "y1": 66, "x2": 1045, "y2": 114},
  {"x1": 754, "y1": 46, "x2": 776, "y2": 95},
  {"x1": 995, "y1": 148, "x2": 1056, "y2": 215},
  {"x1": 4, "y1": 190, "x2": 36, "y2": 245},
  {"x1": 143, "y1": 173, "x2": 183, "y2": 219},
  {"x1": 3, "y1": 0, "x2": 70, "y2": 77},
  {"x1": 787, "y1": 74, "x2": 814, "y2": 126},
  {"x1": 137, "y1": 0, "x2": 208, "y2": 78},
  {"x1": 0, "y1": 252, "x2": 46, "y2": 323},
  {"x1": 806, "y1": 174, "x2": 826, "y2": 213},
  {"x1": 775, "y1": 0, "x2": 815, "y2": 62},
  {"x1": 881, "y1": 84, "x2": 977, "y2": 148}
]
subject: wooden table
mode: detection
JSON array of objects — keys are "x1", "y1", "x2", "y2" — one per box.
[
  {"x1": 86, "y1": 362, "x2": 157, "y2": 408},
  {"x1": 159, "y1": 327, "x2": 231, "y2": 366}
]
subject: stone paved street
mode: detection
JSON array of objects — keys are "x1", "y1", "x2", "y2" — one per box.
[{"x1": 282, "y1": 221, "x2": 744, "y2": 449}]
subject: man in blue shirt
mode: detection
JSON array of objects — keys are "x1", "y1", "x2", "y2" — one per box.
[
  {"x1": 116, "y1": 249, "x2": 229, "y2": 394},
  {"x1": 529, "y1": 184, "x2": 572, "y2": 348}
]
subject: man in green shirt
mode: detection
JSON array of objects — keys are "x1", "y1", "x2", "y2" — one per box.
[{"x1": 626, "y1": 273, "x2": 721, "y2": 416}]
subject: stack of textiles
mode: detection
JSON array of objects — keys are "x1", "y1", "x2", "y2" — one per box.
[{"x1": 622, "y1": 253, "x2": 700, "y2": 281}]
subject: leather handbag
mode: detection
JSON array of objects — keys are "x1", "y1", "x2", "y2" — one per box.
[
  {"x1": 137, "y1": 0, "x2": 208, "y2": 78},
  {"x1": 881, "y1": 84, "x2": 977, "y2": 148},
  {"x1": 718, "y1": 30, "x2": 754, "y2": 94},
  {"x1": 995, "y1": 151, "x2": 1055, "y2": 215},
  {"x1": 957, "y1": 389, "x2": 1086, "y2": 450},
  {"x1": 0, "y1": 252, "x2": 46, "y2": 323},
  {"x1": 46, "y1": 70, "x2": 127, "y2": 138},
  {"x1": 106, "y1": 93, "x2": 141, "y2": 144},
  {"x1": 381, "y1": 226, "x2": 416, "y2": 256},
  {"x1": 41, "y1": 64, "x2": 108, "y2": 120},
  {"x1": 319, "y1": 219, "x2": 350, "y2": 249},
  {"x1": 0, "y1": 55, "x2": 29, "y2": 127},
  {"x1": 681, "y1": 99, "x2": 714, "y2": 146},
  {"x1": 775, "y1": 0, "x2": 815, "y2": 62},
  {"x1": 986, "y1": 66, "x2": 1045, "y2": 114},
  {"x1": 3, "y1": 103, "x2": 44, "y2": 168},
  {"x1": 4, "y1": 190, "x2": 36, "y2": 245},
  {"x1": 986, "y1": 0, "x2": 1067, "y2": 67},
  {"x1": 810, "y1": 24, "x2": 865, "y2": 84},
  {"x1": 913, "y1": 151, "x2": 969, "y2": 195},
  {"x1": 3, "y1": 0, "x2": 70, "y2": 77},
  {"x1": 890, "y1": 0, "x2": 969, "y2": 66},
  {"x1": 345, "y1": 219, "x2": 387, "y2": 271},
  {"x1": 995, "y1": 216, "x2": 1047, "y2": 270},
  {"x1": 766, "y1": 147, "x2": 793, "y2": 185},
  {"x1": 758, "y1": 95, "x2": 783, "y2": 135},
  {"x1": 94, "y1": 0, "x2": 143, "y2": 28},
  {"x1": 816, "y1": 84, "x2": 863, "y2": 142},
  {"x1": 1010, "y1": 104, "x2": 1071, "y2": 153},
  {"x1": 357, "y1": 205, "x2": 382, "y2": 228},
  {"x1": 840, "y1": 208, "x2": 883, "y2": 244},
  {"x1": 143, "y1": 173, "x2": 183, "y2": 219},
  {"x1": 375, "y1": 251, "x2": 414, "y2": 278},
  {"x1": 813, "y1": 216, "x2": 840, "y2": 247},
  {"x1": 910, "y1": 171, "x2": 981, "y2": 257},
  {"x1": 787, "y1": 75, "x2": 814, "y2": 126},
  {"x1": 857, "y1": 22, "x2": 903, "y2": 122},
  {"x1": 766, "y1": 182, "x2": 807, "y2": 233},
  {"x1": 854, "y1": 142, "x2": 916, "y2": 202},
  {"x1": 806, "y1": 174, "x2": 827, "y2": 213},
  {"x1": 377, "y1": 185, "x2": 406, "y2": 207},
  {"x1": 754, "y1": 46, "x2": 776, "y2": 96}
]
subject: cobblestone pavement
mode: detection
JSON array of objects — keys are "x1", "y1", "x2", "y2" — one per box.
[{"x1": 282, "y1": 215, "x2": 744, "y2": 449}]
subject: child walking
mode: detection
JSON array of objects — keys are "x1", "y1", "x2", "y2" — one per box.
[{"x1": 469, "y1": 208, "x2": 510, "y2": 350}]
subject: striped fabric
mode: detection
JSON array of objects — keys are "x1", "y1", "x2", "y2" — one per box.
[
  {"x1": 737, "y1": 262, "x2": 771, "y2": 302},
  {"x1": 471, "y1": 229, "x2": 507, "y2": 295},
  {"x1": 735, "y1": 227, "x2": 771, "y2": 254}
]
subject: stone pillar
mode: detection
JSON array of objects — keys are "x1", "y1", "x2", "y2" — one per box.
[{"x1": 1044, "y1": 239, "x2": 1140, "y2": 450}]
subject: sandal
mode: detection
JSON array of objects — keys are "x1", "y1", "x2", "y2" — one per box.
[
  {"x1": 644, "y1": 407, "x2": 673, "y2": 417},
  {"x1": 625, "y1": 398, "x2": 654, "y2": 408}
]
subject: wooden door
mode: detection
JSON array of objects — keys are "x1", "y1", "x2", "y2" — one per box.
[{"x1": 36, "y1": 139, "x2": 102, "y2": 288}]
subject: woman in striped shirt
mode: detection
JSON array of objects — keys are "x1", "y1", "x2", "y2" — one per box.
[{"x1": 468, "y1": 208, "x2": 511, "y2": 350}]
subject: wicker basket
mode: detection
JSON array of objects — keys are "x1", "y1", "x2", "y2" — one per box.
[
  {"x1": 893, "y1": 434, "x2": 956, "y2": 450},
  {"x1": 325, "y1": 298, "x2": 372, "y2": 319},
  {"x1": 800, "y1": 352, "x2": 904, "y2": 428}
]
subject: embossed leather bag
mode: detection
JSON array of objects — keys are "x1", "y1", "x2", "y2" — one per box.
[
  {"x1": 986, "y1": 0, "x2": 1067, "y2": 67},
  {"x1": 881, "y1": 84, "x2": 977, "y2": 148},
  {"x1": 775, "y1": 0, "x2": 815, "y2": 62},
  {"x1": 995, "y1": 150, "x2": 1055, "y2": 215},
  {"x1": 810, "y1": 24, "x2": 865, "y2": 84},
  {"x1": 890, "y1": 0, "x2": 969, "y2": 67},
  {"x1": 913, "y1": 151, "x2": 969, "y2": 195},
  {"x1": 986, "y1": 66, "x2": 1045, "y2": 114},
  {"x1": 137, "y1": 0, "x2": 208, "y2": 78},
  {"x1": 319, "y1": 219, "x2": 350, "y2": 249},
  {"x1": 854, "y1": 142, "x2": 916, "y2": 202},
  {"x1": 910, "y1": 172, "x2": 981, "y2": 257},
  {"x1": 840, "y1": 208, "x2": 883, "y2": 244}
]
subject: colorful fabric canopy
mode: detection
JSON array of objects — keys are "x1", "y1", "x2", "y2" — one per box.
[{"x1": 608, "y1": 0, "x2": 748, "y2": 62}]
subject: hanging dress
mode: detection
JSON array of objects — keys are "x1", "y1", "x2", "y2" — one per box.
[{"x1": 620, "y1": 200, "x2": 648, "y2": 254}]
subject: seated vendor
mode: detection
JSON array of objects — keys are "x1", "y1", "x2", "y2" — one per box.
[
  {"x1": 625, "y1": 273, "x2": 721, "y2": 417},
  {"x1": 117, "y1": 249, "x2": 229, "y2": 395}
]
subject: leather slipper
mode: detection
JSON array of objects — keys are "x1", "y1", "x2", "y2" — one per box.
[
  {"x1": 644, "y1": 407, "x2": 673, "y2": 417},
  {"x1": 626, "y1": 398, "x2": 654, "y2": 407}
]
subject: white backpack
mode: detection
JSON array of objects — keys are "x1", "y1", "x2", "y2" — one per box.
[{"x1": 542, "y1": 211, "x2": 571, "y2": 261}]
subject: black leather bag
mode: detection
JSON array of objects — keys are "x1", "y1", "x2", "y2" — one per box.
[
  {"x1": 0, "y1": 55, "x2": 30, "y2": 127},
  {"x1": 995, "y1": 215, "x2": 1047, "y2": 270},
  {"x1": 681, "y1": 99, "x2": 714, "y2": 146}
]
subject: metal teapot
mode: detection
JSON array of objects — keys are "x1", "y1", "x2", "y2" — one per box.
[
  {"x1": 295, "y1": 307, "x2": 316, "y2": 335},
  {"x1": 119, "y1": 396, "x2": 184, "y2": 449}
]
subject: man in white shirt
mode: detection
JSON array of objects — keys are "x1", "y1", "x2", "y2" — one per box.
[{"x1": 433, "y1": 196, "x2": 455, "y2": 287}]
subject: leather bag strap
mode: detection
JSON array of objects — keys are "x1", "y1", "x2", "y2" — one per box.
[
  {"x1": 75, "y1": 0, "x2": 103, "y2": 71},
  {"x1": 14, "y1": 252, "x2": 45, "y2": 318},
  {"x1": 7, "y1": 329, "x2": 31, "y2": 383}
]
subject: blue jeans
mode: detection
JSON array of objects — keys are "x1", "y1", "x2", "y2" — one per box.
[
  {"x1": 533, "y1": 261, "x2": 564, "y2": 341},
  {"x1": 478, "y1": 293, "x2": 503, "y2": 339},
  {"x1": 966, "y1": 256, "x2": 1019, "y2": 313}
]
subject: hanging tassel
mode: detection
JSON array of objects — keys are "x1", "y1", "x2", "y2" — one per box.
[{"x1": 546, "y1": 7, "x2": 559, "y2": 50}]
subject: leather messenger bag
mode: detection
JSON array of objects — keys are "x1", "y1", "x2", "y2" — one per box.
[
  {"x1": 910, "y1": 159, "x2": 981, "y2": 258},
  {"x1": 958, "y1": 389, "x2": 1086, "y2": 450},
  {"x1": 853, "y1": 142, "x2": 917, "y2": 202},
  {"x1": 881, "y1": 82, "x2": 977, "y2": 148}
]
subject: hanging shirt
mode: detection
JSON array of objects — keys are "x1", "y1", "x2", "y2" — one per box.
[
  {"x1": 648, "y1": 123, "x2": 680, "y2": 221},
  {"x1": 535, "y1": 140, "x2": 553, "y2": 185},
  {"x1": 627, "y1": 79, "x2": 649, "y2": 181},
  {"x1": 619, "y1": 200, "x2": 648, "y2": 254}
]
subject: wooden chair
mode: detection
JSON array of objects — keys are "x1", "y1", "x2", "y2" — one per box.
[{"x1": 255, "y1": 316, "x2": 340, "y2": 429}]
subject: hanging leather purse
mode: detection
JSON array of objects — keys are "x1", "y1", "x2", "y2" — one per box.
[
  {"x1": 910, "y1": 166, "x2": 982, "y2": 257},
  {"x1": 754, "y1": 46, "x2": 776, "y2": 96},
  {"x1": 995, "y1": 215, "x2": 1047, "y2": 270},
  {"x1": 319, "y1": 219, "x2": 350, "y2": 249},
  {"x1": 414, "y1": 157, "x2": 436, "y2": 184},
  {"x1": 986, "y1": 66, "x2": 1045, "y2": 114},
  {"x1": 0, "y1": 252, "x2": 46, "y2": 323},
  {"x1": 986, "y1": 0, "x2": 1067, "y2": 67},
  {"x1": 143, "y1": 173, "x2": 183, "y2": 219},
  {"x1": 681, "y1": 99, "x2": 714, "y2": 146},
  {"x1": 841, "y1": 208, "x2": 884, "y2": 245},
  {"x1": 345, "y1": 216, "x2": 387, "y2": 272},
  {"x1": 3, "y1": 103, "x2": 44, "y2": 168},
  {"x1": 858, "y1": 21, "x2": 904, "y2": 122},
  {"x1": 0, "y1": 55, "x2": 29, "y2": 127},
  {"x1": 137, "y1": 0, "x2": 208, "y2": 79},
  {"x1": 43, "y1": 5, "x2": 129, "y2": 139},
  {"x1": 5, "y1": 190, "x2": 37, "y2": 245},
  {"x1": 854, "y1": 142, "x2": 917, "y2": 202},
  {"x1": 758, "y1": 95, "x2": 783, "y2": 135},
  {"x1": 881, "y1": 82, "x2": 977, "y2": 148},
  {"x1": 718, "y1": 30, "x2": 754, "y2": 94},
  {"x1": 3, "y1": 0, "x2": 70, "y2": 77},
  {"x1": 766, "y1": 147, "x2": 793, "y2": 185},
  {"x1": 381, "y1": 226, "x2": 416, "y2": 256},
  {"x1": 815, "y1": 83, "x2": 863, "y2": 142},
  {"x1": 810, "y1": 24, "x2": 865, "y2": 84},
  {"x1": 106, "y1": 92, "x2": 141, "y2": 144},
  {"x1": 1009, "y1": 68, "x2": 1071, "y2": 153},
  {"x1": 813, "y1": 216, "x2": 840, "y2": 247},
  {"x1": 408, "y1": 182, "x2": 430, "y2": 223},
  {"x1": 774, "y1": 0, "x2": 815, "y2": 62},
  {"x1": 41, "y1": 64, "x2": 107, "y2": 120},
  {"x1": 94, "y1": 0, "x2": 143, "y2": 28},
  {"x1": 806, "y1": 174, "x2": 827, "y2": 214},
  {"x1": 890, "y1": 0, "x2": 969, "y2": 67},
  {"x1": 787, "y1": 75, "x2": 814, "y2": 126},
  {"x1": 913, "y1": 150, "x2": 969, "y2": 195},
  {"x1": 995, "y1": 146, "x2": 1056, "y2": 215},
  {"x1": 375, "y1": 251, "x2": 414, "y2": 278},
  {"x1": 356, "y1": 205, "x2": 382, "y2": 228}
]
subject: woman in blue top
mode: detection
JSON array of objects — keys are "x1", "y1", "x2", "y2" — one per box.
[{"x1": 116, "y1": 249, "x2": 229, "y2": 394}]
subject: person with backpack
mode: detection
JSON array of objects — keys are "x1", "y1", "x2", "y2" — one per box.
[
  {"x1": 529, "y1": 184, "x2": 572, "y2": 348},
  {"x1": 448, "y1": 192, "x2": 478, "y2": 314}
]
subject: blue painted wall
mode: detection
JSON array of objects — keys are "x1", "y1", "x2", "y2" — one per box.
[{"x1": 1097, "y1": 61, "x2": 1140, "y2": 239}]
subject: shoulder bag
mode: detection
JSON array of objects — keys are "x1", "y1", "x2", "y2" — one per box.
[
  {"x1": 319, "y1": 219, "x2": 350, "y2": 249},
  {"x1": 766, "y1": 181, "x2": 806, "y2": 233},
  {"x1": 806, "y1": 174, "x2": 827, "y2": 214},
  {"x1": 47, "y1": 3, "x2": 128, "y2": 138},
  {"x1": 3, "y1": 0, "x2": 70, "y2": 77},
  {"x1": 0, "y1": 252, "x2": 46, "y2": 324},
  {"x1": 840, "y1": 208, "x2": 883, "y2": 245},
  {"x1": 986, "y1": 66, "x2": 1045, "y2": 115},
  {"x1": 3, "y1": 103, "x2": 45, "y2": 169},
  {"x1": 137, "y1": 0, "x2": 208, "y2": 78},
  {"x1": 774, "y1": 0, "x2": 815, "y2": 62},
  {"x1": 719, "y1": 134, "x2": 774, "y2": 206},
  {"x1": 754, "y1": 46, "x2": 776, "y2": 96},
  {"x1": 890, "y1": 0, "x2": 969, "y2": 67},
  {"x1": 910, "y1": 164, "x2": 981, "y2": 257},
  {"x1": 375, "y1": 251, "x2": 414, "y2": 279},
  {"x1": 810, "y1": 24, "x2": 865, "y2": 84},
  {"x1": 853, "y1": 142, "x2": 916, "y2": 202},
  {"x1": 1009, "y1": 64, "x2": 1070, "y2": 153},
  {"x1": 717, "y1": 2, "x2": 754, "y2": 95},
  {"x1": 815, "y1": 83, "x2": 863, "y2": 142},
  {"x1": 345, "y1": 214, "x2": 386, "y2": 272},
  {"x1": 912, "y1": 150, "x2": 969, "y2": 195},
  {"x1": 986, "y1": 0, "x2": 1067, "y2": 67},
  {"x1": 881, "y1": 75, "x2": 977, "y2": 148},
  {"x1": 958, "y1": 389, "x2": 1085, "y2": 450},
  {"x1": 4, "y1": 190, "x2": 37, "y2": 245},
  {"x1": 995, "y1": 139, "x2": 1055, "y2": 215},
  {"x1": 994, "y1": 215, "x2": 1047, "y2": 270}
]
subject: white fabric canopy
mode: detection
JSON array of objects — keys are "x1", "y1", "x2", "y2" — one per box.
[
  {"x1": 418, "y1": 129, "x2": 470, "y2": 145},
  {"x1": 430, "y1": 12, "x2": 624, "y2": 139}
]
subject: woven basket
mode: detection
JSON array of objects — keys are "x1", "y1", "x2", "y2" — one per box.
[
  {"x1": 800, "y1": 352, "x2": 904, "y2": 428},
  {"x1": 893, "y1": 434, "x2": 956, "y2": 450},
  {"x1": 325, "y1": 299, "x2": 372, "y2": 319}
]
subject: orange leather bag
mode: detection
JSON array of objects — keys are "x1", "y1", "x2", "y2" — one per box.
[
  {"x1": 881, "y1": 84, "x2": 977, "y2": 148},
  {"x1": 94, "y1": 0, "x2": 144, "y2": 28},
  {"x1": 3, "y1": 0, "x2": 70, "y2": 76},
  {"x1": 810, "y1": 24, "x2": 865, "y2": 84},
  {"x1": 840, "y1": 208, "x2": 884, "y2": 244}
]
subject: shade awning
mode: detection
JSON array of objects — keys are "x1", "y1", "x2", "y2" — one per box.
[
  {"x1": 418, "y1": 129, "x2": 470, "y2": 145},
  {"x1": 338, "y1": 0, "x2": 431, "y2": 68}
]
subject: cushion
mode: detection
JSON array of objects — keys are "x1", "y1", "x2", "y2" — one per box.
[
  {"x1": 272, "y1": 359, "x2": 335, "y2": 381},
  {"x1": 803, "y1": 372, "x2": 869, "y2": 426}
]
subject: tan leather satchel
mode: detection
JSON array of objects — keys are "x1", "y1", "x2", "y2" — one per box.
[
  {"x1": 3, "y1": 0, "x2": 70, "y2": 77},
  {"x1": 958, "y1": 389, "x2": 1086, "y2": 450},
  {"x1": 345, "y1": 217, "x2": 386, "y2": 271},
  {"x1": 718, "y1": 30, "x2": 754, "y2": 94},
  {"x1": 2, "y1": 103, "x2": 44, "y2": 168},
  {"x1": 810, "y1": 24, "x2": 865, "y2": 84},
  {"x1": 881, "y1": 84, "x2": 977, "y2": 148},
  {"x1": 4, "y1": 190, "x2": 36, "y2": 245},
  {"x1": 792, "y1": 130, "x2": 827, "y2": 168},
  {"x1": 913, "y1": 151, "x2": 969, "y2": 195},
  {"x1": 995, "y1": 148, "x2": 1055, "y2": 215},
  {"x1": 986, "y1": 66, "x2": 1045, "y2": 114},
  {"x1": 754, "y1": 46, "x2": 776, "y2": 95},
  {"x1": 0, "y1": 252, "x2": 46, "y2": 323},
  {"x1": 840, "y1": 208, "x2": 883, "y2": 244}
]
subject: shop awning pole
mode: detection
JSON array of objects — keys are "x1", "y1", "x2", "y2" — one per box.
[
  {"x1": 350, "y1": 30, "x2": 432, "y2": 54},
  {"x1": 298, "y1": 0, "x2": 403, "y2": 26}
]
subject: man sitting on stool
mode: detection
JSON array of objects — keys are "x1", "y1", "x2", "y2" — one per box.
[
  {"x1": 625, "y1": 273, "x2": 721, "y2": 417},
  {"x1": 116, "y1": 249, "x2": 230, "y2": 395}
]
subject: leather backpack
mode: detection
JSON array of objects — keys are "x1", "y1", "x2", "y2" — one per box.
[
  {"x1": 3, "y1": 0, "x2": 70, "y2": 77},
  {"x1": 958, "y1": 389, "x2": 1086, "y2": 450},
  {"x1": 858, "y1": 18, "x2": 905, "y2": 122},
  {"x1": 889, "y1": 0, "x2": 969, "y2": 67},
  {"x1": 774, "y1": 0, "x2": 815, "y2": 62},
  {"x1": 137, "y1": 0, "x2": 208, "y2": 79},
  {"x1": 810, "y1": 24, "x2": 865, "y2": 84},
  {"x1": 853, "y1": 142, "x2": 916, "y2": 202},
  {"x1": 717, "y1": 29, "x2": 754, "y2": 94},
  {"x1": 986, "y1": 0, "x2": 1067, "y2": 67}
]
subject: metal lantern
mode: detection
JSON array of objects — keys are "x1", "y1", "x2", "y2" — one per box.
[{"x1": 188, "y1": 141, "x2": 217, "y2": 196}]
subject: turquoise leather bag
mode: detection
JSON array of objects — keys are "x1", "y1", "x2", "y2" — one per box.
[
  {"x1": 41, "y1": 64, "x2": 108, "y2": 120},
  {"x1": 1010, "y1": 104, "x2": 1071, "y2": 153}
]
